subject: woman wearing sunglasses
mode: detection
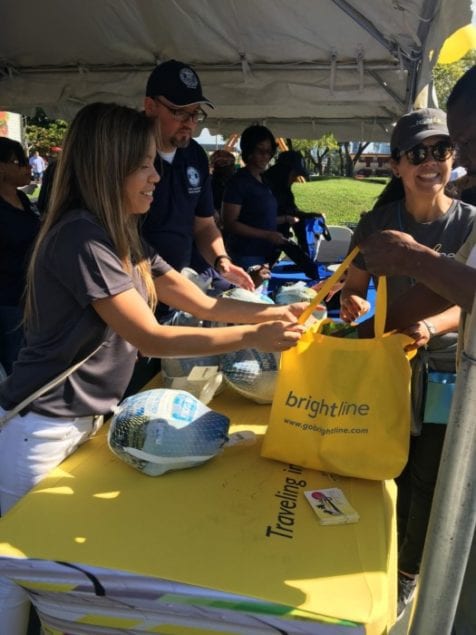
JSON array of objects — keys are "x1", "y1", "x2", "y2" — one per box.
[
  {"x1": 0, "y1": 138, "x2": 40, "y2": 375},
  {"x1": 339, "y1": 108, "x2": 476, "y2": 621}
]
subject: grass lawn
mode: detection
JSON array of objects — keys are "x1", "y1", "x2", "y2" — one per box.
[
  {"x1": 28, "y1": 176, "x2": 389, "y2": 229},
  {"x1": 292, "y1": 176, "x2": 388, "y2": 227},
  {"x1": 25, "y1": 185, "x2": 41, "y2": 200}
]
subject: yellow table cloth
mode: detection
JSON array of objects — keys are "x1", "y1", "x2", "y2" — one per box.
[{"x1": 0, "y1": 385, "x2": 397, "y2": 634}]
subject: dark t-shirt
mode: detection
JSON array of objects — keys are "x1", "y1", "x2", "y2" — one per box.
[
  {"x1": 140, "y1": 140, "x2": 214, "y2": 272},
  {"x1": 0, "y1": 210, "x2": 170, "y2": 417},
  {"x1": 223, "y1": 168, "x2": 278, "y2": 260},
  {"x1": 265, "y1": 164, "x2": 297, "y2": 215},
  {"x1": 264, "y1": 163, "x2": 298, "y2": 240},
  {"x1": 0, "y1": 191, "x2": 40, "y2": 305}
]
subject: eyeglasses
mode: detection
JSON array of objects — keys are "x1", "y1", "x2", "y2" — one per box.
[
  {"x1": 401, "y1": 141, "x2": 454, "y2": 166},
  {"x1": 155, "y1": 98, "x2": 207, "y2": 124}
]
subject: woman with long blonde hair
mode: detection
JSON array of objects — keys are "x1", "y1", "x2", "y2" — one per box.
[{"x1": 0, "y1": 102, "x2": 306, "y2": 634}]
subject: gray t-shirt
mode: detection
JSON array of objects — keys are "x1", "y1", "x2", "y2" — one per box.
[
  {"x1": 0, "y1": 210, "x2": 170, "y2": 417},
  {"x1": 350, "y1": 199, "x2": 476, "y2": 370}
]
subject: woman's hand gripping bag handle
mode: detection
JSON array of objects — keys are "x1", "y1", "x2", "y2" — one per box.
[{"x1": 261, "y1": 247, "x2": 416, "y2": 480}]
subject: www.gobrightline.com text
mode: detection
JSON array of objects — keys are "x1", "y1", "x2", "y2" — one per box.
[{"x1": 284, "y1": 418, "x2": 369, "y2": 435}]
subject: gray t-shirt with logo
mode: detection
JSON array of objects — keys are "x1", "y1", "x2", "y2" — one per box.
[{"x1": 0, "y1": 210, "x2": 171, "y2": 417}]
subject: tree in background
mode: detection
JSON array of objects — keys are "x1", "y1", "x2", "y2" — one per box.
[
  {"x1": 287, "y1": 53, "x2": 476, "y2": 178},
  {"x1": 290, "y1": 134, "x2": 339, "y2": 175},
  {"x1": 433, "y1": 50, "x2": 476, "y2": 108},
  {"x1": 290, "y1": 137, "x2": 371, "y2": 177},
  {"x1": 25, "y1": 108, "x2": 68, "y2": 158},
  {"x1": 340, "y1": 141, "x2": 371, "y2": 177}
]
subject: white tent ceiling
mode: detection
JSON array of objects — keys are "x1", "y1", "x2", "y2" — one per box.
[{"x1": 0, "y1": 0, "x2": 472, "y2": 140}]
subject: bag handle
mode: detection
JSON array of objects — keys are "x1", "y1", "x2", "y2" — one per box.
[
  {"x1": 0, "y1": 344, "x2": 102, "y2": 429},
  {"x1": 298, "y1": 246, "x2": 387, "y2": 337}
]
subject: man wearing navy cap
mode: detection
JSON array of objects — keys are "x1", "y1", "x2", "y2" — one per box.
[{"x1": 142, "y1": 60, "x2": 253, "y2": 322}]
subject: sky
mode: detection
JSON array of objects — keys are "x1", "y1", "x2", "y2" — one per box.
[{"x1": 196, "y1": 128, "x2": 225, "y2": 147}]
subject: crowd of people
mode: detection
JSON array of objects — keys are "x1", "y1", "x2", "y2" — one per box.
[{"x1": 0, "y1": 58, "x2": 475, "y2": 634}]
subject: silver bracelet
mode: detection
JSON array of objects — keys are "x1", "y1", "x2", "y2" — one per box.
[{"x1": 422, "y1": 319, "x2": 436, "y2": 337}]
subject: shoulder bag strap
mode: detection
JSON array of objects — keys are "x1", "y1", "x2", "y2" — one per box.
[{"x1": 0, "y1": 344, "x2": 103, "y2": 429}]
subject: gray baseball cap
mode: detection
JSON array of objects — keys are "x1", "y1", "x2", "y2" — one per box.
[{"x1": 390, "y1": 108, "x2": 449, "y2": 153}]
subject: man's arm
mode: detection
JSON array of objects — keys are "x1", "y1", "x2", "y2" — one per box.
[
  {"x1": 193, "y1": 215, "x2": 254, "y2": 290},
  {"x1": 360, "y1": 230, "x2": 476, "y2": 313},
  {"x1": 193, "y1": 215, "x2": 227, "y2": 265}
]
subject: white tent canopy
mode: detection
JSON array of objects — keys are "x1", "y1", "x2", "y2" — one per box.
[{"x1": 0, "y1": 0, "x2": 472, "y2": 140}]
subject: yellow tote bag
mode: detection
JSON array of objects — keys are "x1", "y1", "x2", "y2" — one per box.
[{"x1": 262, "y1": 247, "x2": 415, "y2": 480}]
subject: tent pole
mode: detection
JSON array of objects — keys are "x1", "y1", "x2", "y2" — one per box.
[{"x1": 408, "y1": 298, "x2": 476, "y2": 635}]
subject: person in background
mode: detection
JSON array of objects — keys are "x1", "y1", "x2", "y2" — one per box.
[
  {"x1": 453, "y1": 174, "x2": 476, "y2": 206},
  {"x1": 0, "y1": 102, "x2": 307, "y2": 634},
  {"x1": 28, "y1": 150, "x2": 46, "y2": 184},
  {"x1": 209, "y1": 149, "x2": 236, "y2": 223},
  {"x1": 357, "y1": 65, "x2": 476, "y2": 635},
  {"x1": 340, "y1": 107, "x2": 475, "y2": 621},
  {"x1": 222, "y1": 124, "x2": 296, "y2": 273},
  {"x1": 264, "y1": 150, "x2": 312, "y2": 252},
  {"x1": 0, "y1": 138, "x2": 40, "y2": 375},
  {"x1": 37, "y1": 147, "x2": 62, "y2": 216}
]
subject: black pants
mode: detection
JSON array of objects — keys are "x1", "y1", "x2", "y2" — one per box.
[{"x1": 396, "y1": 423, "x2": 447, "y2": 575}]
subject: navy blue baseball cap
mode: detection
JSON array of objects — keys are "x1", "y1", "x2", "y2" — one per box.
[{"x1": 146, "y1": 59, "x2": 214, "y2": 108}]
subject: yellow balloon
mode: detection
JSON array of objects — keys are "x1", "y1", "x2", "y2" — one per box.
[{"x1": 438, "y1": 24, "x2": 476, "y2": 64}]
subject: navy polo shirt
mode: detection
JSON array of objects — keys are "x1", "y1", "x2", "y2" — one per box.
[
  {"x1": 0, "y1": 191, "x2": 40, "y2": 306},
  {"x1": 141, "y1": 139, "x2": 214, "y2": 272},
  {"x1": 223, "y1": 168, "x2": 278, "y2": 260}
]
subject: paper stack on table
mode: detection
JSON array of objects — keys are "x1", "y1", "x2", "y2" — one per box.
[{"x1": 305, "y1": 488, "x2": 360, "y2": 525}]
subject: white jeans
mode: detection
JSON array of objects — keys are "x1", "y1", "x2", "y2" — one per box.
[{"x1": 0, "y1": 408, "x2": 103, "y2": 634}]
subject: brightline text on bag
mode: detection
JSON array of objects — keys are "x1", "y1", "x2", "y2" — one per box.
[{"x1": 284, "y1": 390, "x2": 370, "y2": 419}]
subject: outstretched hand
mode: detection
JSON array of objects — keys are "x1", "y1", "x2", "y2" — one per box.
[
  {"x1": 256, "y1": 302, "x2": 311, "y2": 324},
  {"x1": 340, "y1": 294, "x2": 371, "y2": 323},
  {"x1": 219, "y1": 260, "x2": 255, "y2": 291},
  {"x1": 253, "y1": 321, "x2": 305, "y2": 352}
]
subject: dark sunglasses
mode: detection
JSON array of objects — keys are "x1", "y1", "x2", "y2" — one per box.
[{"x1": 401, "y1": 141, "x2": 454, "y2": 166}]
